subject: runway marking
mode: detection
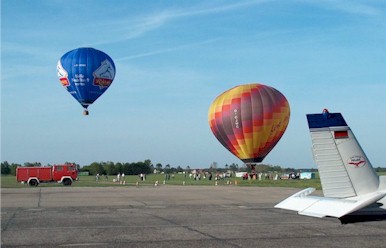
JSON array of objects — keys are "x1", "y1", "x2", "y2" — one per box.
[
  {"x1": 237, "y1": 205, "x2": 249, "y2": 209},
  {"x1": 59, "y1": 243, "x2": 109, "y2": 247},
  {"x1": 26, "y1": 208, "x2": 43, "y2": 211},
  {"x1": 219, "y1": 205, "x2": 248, "y2": 208}
]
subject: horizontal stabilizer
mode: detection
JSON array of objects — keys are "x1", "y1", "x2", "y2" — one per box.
[{"x1": 275, "y1": 188, "x2": 386, "y2": 218}]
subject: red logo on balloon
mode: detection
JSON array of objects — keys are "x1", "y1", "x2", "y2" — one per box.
[
  {"x1": 93, "y1": 59, "x2": 115, "y2": 89},
  {"x1": 60, "y1": 77, "x2": 70, "y2": 87},
  {"x1": 94, "y1": 78, "x2": 112, "y2": 88}
]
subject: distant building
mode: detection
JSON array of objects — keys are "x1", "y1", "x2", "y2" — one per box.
[{"x1": 300, "y1": 172, "x2": 315, "y2": 179}]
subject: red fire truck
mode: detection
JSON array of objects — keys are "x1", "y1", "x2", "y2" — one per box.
[{"x1": 16, "y1": 164, "x2": 78, "y2": 187}]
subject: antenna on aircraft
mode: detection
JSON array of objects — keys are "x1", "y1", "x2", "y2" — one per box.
[{"x1": 322, "y1": 108, "x2": 330, "y2": 119}]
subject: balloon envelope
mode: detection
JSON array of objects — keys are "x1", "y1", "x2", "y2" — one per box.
[
  {"x1": 208, "y1": 83, "x2": 290, "y2": 163},
  {"x1": 57, "y1": 47, "x2": 115, "y2": 113}
]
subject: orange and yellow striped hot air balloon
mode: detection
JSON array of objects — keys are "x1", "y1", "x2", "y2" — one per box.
[{"x1": 208, "y1": 83, "x2": 290, "y2": 165}]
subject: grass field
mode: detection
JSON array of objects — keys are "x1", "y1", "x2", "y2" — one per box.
[
  {"x1": 1, "y1": 173, "x2": 322, "y2": 189},
  {"x1": 5, "y1": 172, "x2": 385, "y2": 189}
]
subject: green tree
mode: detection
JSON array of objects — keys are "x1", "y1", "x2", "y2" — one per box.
[
  {"x1": 1, "y1": 161, "x2": 11, "y2": 175},
  {"x1": 164, "y1": 164, "x2": 171, "y2": 174},
  {"x1": 10, "y1": 163, "x2": 20, "y2": 175},
  {"x1": 155, "y1": 163, "x2": 163, "y2": 172},
  {"x1": 88, "y1": 162, "x2": 105, "y2": 175},
  {"x1": 144, "y1": 159, "x2": 154, "y2": 173},
  {"x1": 229, "y1": 163, "x2": 239, "y2": 172},
  {"x1": 115, "y1": 162, "x2": 123, "y2": 174},
  {"x1": 144, "y1": 159, "x2": 152, "y2": 167},
  {"x1": 104, "y1": 162, "x2": 117, "y2": 175},
  {"x1": 122, "y1": 162, "x2": 132, "y2": 175},
  {"x1": 24, "y1": 162, "x2": 42, "y2": 167},
  {"x1": 271, "y1": 165, "x2": 282, "y2": 173}
]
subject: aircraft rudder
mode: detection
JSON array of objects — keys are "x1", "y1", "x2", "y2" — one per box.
[{"x1": 307, "y1": 109, "x2": 379, "y2": 198}]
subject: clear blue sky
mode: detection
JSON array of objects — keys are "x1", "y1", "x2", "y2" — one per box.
[{"x1": 2, "y1": 0, "x2": 385, "y2": 169}]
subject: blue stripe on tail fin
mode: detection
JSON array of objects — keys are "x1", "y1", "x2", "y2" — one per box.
[{"x1": 307, "y1": 112, "x2": 347, "y2": 129}]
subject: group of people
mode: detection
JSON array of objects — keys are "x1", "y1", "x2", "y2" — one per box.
[
  {"x1": 189, "y1": 171, "x2": 230, "y2": 181},
  {"x1": 113, "y1": 172, "x2": 125, "y2": 183},
  {"x1": 95, "y1": 173, "x2": 109, "y2": 182},
  {"x1": 242, "y1": 172, "x2": 279, "y2": 180}
]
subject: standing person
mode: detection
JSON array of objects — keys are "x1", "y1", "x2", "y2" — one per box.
[{"x1": 117, "y1": 172, "x2": 121, "y2": 183}]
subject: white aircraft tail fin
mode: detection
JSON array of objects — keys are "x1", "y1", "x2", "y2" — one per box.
[
  {"x1": 275, "y1": 109, "x2": 382, "y2": 218},
  {"x1": 307, "y1": 109, "x2": 379, "y2": 197}
]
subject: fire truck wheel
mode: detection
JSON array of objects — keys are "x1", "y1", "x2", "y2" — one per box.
[
  {"x1": 29, "y1": 179, "x2": 38, "y2": 187},
  {"x1": 63, "y1": 179, "x2": 72, "y2": 186}
]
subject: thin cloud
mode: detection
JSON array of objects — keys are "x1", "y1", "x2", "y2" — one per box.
[
  {"x1": 91, "y1": 0, "x2": 271, "y2": 46},
  {"x1": 90, "y1": 11, "x2": 173, "y2": 46},
  {"x1": 163, "y1": 0, "x2": 270, "y2": 18},
  {"x1": 300, "y1": 0, "x2": 385, "y2": 16},
  {"x1": 115, "y1": 38, "x2": 220, "y2": 61}
]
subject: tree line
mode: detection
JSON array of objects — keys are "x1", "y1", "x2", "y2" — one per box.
[
  {"x1": 2, "y1": 160, "x2": 235, "y2": 176},
  {"x1": 6, "y1": 160, "x2": 384, "y2": 176},
  {"x1": 1, "y1": 160, "x2": 188, "y2": 176},
  {"x1": 1, "y1": 160, "x2": 152, "y2": 176},
  {"x1": 83, "y1": 160, "x2": 154, "y2": 176},
  {"x1": 2, "y1": 160, "x2": 302, "y2": 176}
]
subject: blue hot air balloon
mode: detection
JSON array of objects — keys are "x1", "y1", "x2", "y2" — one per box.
[{"x1": 57, "y1": 47, "x2": 116, "y2": 115}]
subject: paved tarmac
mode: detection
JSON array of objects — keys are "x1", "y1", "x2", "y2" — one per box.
[{"x1": 2, "y1": 185, "x2": 386, "y2": 247}]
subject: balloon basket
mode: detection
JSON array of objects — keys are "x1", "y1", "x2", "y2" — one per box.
[{"x1": 83, "y1": 110, "x2": 89, "y2": 115}]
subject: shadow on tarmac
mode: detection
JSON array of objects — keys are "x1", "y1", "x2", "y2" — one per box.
[{"x1": 339, "y1": 209, "x2": 386, "y2": 224}]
